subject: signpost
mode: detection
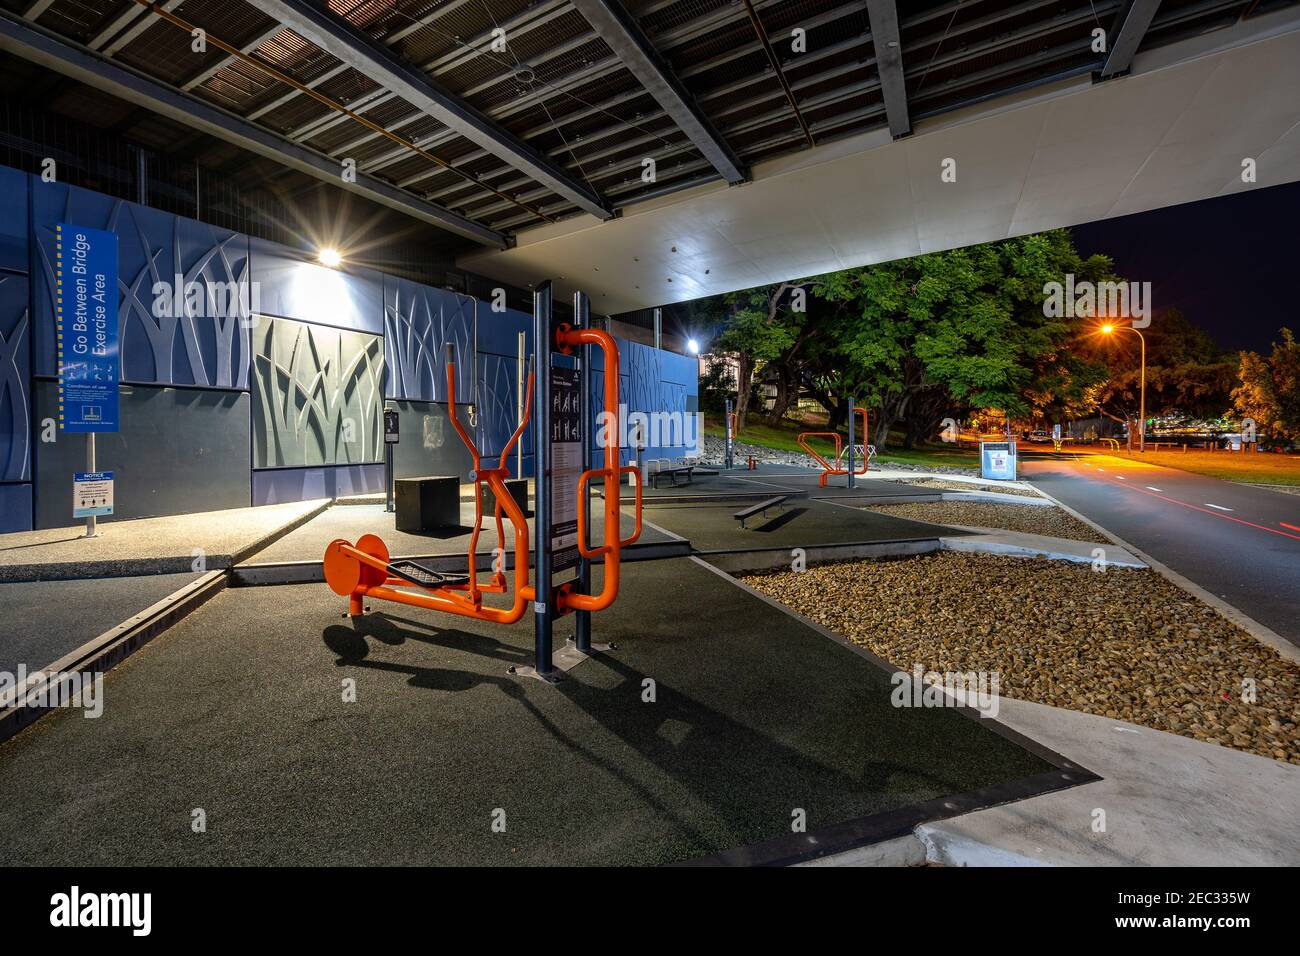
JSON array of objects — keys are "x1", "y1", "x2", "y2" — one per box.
[
  {"x1": 383, "y1": 408, "x2": 399, "y2": 512},
  {"x1": 57, "y1": 223, "x2": 119, "y2": 537},
  {"x1": 724, "y1": 398, "x2": 735, "y2": 469}
]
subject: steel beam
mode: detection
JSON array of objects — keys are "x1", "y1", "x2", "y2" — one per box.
[
  {"x1": 865, "y1": 0, "x2": 910, "y2": 138},
  {"x1": 1101, "y1": 0, "x2": 1163, "y2": 76},
  {"x1": 569, "y1": 0, "x2": 748, "y2": 184},
  {"x1": 0, "y1": 11, "x2": 509, "y2": 248},
  {"x1": 249, "y1": 0, "x2": 614, "y2": 219},
  {"x1": 103, "y1": 0, "x2": 183, "y2": 56}
]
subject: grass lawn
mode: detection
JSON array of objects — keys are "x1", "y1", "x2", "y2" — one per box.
[
  {"x1": 1098, "y1": 447, "x2": 1300, "y2": 487},
  {"x1": 702, "y1": 414, "x2": 980, "y2": 470}
]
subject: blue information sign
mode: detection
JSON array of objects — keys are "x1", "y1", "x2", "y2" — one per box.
[{"x1": 56, "y1": 223, "x2": 119, "y2": 432}]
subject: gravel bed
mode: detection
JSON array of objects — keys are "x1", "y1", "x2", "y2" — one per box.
[
  {"x1": 700, "y1": 434, "x2": 980, "y2": 475},
  {"x1": 699, "y1": 434, "x2": 810, "y2": 468},
  {"x1": 862, "y1": 500, "x2": 1099, "y2": 541},
  {"x1": 889, "y1": 477, "x2": 1044, "y2": 498},
  {"x1": 742, "y1": 552, "x2": 1300, "y2": 764}
]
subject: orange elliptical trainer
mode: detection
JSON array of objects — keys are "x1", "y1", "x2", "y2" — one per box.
[
  {"x1": 798, "y1": 402, "x2": 869, "y2": 487},
  {"x1": 322, "y1": 284, "x2": 641, "y2": 681}
]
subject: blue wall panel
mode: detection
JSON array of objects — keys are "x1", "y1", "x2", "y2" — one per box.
[
  {"x1": 0, "y1": 272, "x2": 30, "y2": 483},
  {"x1": 0, "y1": 482, "x2": 32, "y2": 533},
  {"x1": 588, "y1": 337, "x2": 699, "y2": 466},
  {"x1": 475, "y1": 304, "x2": 532, "y2": 360},
  {"x1": 31, "y1": 178, "x2": 251, "y2": 389},
  {"x1": 252, "y1": 463, "x2": 384, "y2": 505},
  {"x1": 0, "y1": 167, "x2": 28, "y2": 275},
  {"x1": 250, "y1": 237, "x2": 382, "y2": 335},
  {"x1": 383, "y1": 275, "x2": 472, "y2": 402},
  {"x1": 475, "y1": 351, "x2": 534, "y2": 473}
]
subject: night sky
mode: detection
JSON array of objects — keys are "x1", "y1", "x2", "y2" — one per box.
[{"x1": 1071, "y1": 179, "x2": 1300, "y2": 354}]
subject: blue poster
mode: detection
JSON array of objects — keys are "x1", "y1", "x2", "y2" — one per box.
[{"x1": 56, "y1": 223, "x2": 119, "y2": 432}]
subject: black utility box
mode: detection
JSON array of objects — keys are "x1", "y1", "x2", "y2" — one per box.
[
  {"x1": 484, "y1": 477, "x2": 529, "y2": 517},
  {"x1": 394, "y1": 476, "x2": 461, "y2": 533}
]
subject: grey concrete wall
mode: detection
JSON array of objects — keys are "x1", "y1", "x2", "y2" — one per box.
[{"x1": 33, "y1": 380, "x2": 251, "y2": 528}]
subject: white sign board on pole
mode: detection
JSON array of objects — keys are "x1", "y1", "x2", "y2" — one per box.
[
  {"x1": 73, "y1": 471, "x2": 114, "y2": 518},
  {"x1": 980, "y1": 442, "x2": 1017, "y2": 480}
]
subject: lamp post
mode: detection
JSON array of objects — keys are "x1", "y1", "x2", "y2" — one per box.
[{"x1": 1101, "y1": 323, "x2": 1146, "y2": 453}]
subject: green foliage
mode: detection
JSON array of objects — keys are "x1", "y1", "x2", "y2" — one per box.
[
  {"x1": 1232, "y1": 328, "x2": 1300, "y2": 442},
  {"x1": 811, "y1": 230, "x2": 1111, "y2": 446}
]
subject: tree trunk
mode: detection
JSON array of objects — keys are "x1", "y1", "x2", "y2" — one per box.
[
  {"x1": 768, "y1": 366, "x2": 796, "y2": 425},
  {"x1": 733, "y1": 352, "x2": 754, "y2": 433}
]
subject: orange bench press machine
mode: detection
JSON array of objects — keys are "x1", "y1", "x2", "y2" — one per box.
[
  {"x1": 322, "y1": 283, "x2": 642, "y2": 681},
  {"x1": 798, "y1": 401, "x2": 869, "y2": 488}
]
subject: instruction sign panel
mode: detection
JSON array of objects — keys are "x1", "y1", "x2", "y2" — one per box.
[
  {"x1": 384, "y1": 409, "x2": 400, "y2": 444},
  {"x1": 549, "y1": 365, "x2": 581, "y2": 574},
  {"x1": 56, "y1": 224, "x2": 119, "y2": 432},
  {"x1": 980, "y1": 441, "x2": 1017, "y2": 480},
  {"x1": 73, "y1": 471, "x2": 114, "y2": 518}
]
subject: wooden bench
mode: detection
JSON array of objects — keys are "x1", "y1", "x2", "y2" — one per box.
[{"x1": 734, "y1": 495, "x2": 789, "y2": 529}]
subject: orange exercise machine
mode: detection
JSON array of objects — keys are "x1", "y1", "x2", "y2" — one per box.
[
  {"x1": 798, "y1": 402, "x2": 869, "y2": 487},
  {"x1": 323, "y1": 283, "x2": 641, "y2": 681}
]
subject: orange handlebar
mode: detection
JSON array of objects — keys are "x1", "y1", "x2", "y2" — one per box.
[
  {"x1": 553, "y1": 325, "x2": 640, "y2": 614},
  {"x1": 577, "y1": 464, "x2": 642, "y2": 557}
]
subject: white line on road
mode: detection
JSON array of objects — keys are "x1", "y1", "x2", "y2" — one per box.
[
  {"x1": 1146, "y1": 486, "x2": 1162, "y2": 492},
  {"x1": 1205, "y1": 503, "x2": 1233, "y2": 512},
  {"x1": 1115, "y1": 475, "x2": 1126, "y2": 480}
]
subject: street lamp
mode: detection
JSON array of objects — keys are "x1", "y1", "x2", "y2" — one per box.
[{"x1": 1100, "y1": 322, "x2": 1146, "y2": 453}]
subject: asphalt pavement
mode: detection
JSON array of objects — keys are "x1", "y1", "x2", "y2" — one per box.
[{"x1": 1022, "y1": 453, "x2": 1300, "y2": 647}]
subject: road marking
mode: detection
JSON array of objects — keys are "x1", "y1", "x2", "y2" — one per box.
[
  {"x1": 1282, "y1": 522, "x2": 1300, "y2": 533},
  {"x1": 1091, "y1": 481, "x2": 1300, "y2": 543},
  {"x1": 1204, "y1": 503, "x2": 1233, "y2": 512},
  {"x1": 1115, "y1": 475, "x2": 1126, "y2": 480},
  {"x1": 1146, "y1": 486, "x2": 1162, "y2": 492}
]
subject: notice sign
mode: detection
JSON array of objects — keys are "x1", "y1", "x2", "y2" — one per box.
[
  {"x1": 549, "y1": 366, "x2": 581, "y2": 574},
  {"x1": 73, "y1": 471, "x2": 114, "y2": 518},
  {"x1": 57, "y1": 223, "x2": 119, "y2": 432},
  {"x1": 384, "y1": 409, "x2": 400, "y2": 444},
  {"x1": 980, "y1": 441, "x2": 1017, "y2": 481}
]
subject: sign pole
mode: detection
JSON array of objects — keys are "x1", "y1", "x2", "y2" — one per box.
[
  {"x1": 574, "y1": 291, "x2": 593, "y2": 653},
  {"x1": 516, "y1": 331, "x2": 525, "y2": 478},
  {"x1": 84, "y1": 433, "x2": 97, "y2": 538},
  {"x1": 847, "y1": 397, "x2": 856, "y2": 489},
  {"x1": 532, "y1": 281, "x2": 554, "y2": 678},
  {"x1": 383, "y1": 406, "x2": 399, "y2": 513},
  {"x1": 724, "y1": 398, "x2": 734, "y2": 470},
  {"x1": 58, "y1": 223, "x2": 119, "y2": 538}
]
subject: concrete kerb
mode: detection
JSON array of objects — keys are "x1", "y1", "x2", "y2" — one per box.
[
  {"x1": 0, "y1": 498, "x2": 335, "y2": 741},
  {"x1": 0, "y1": 498, "x2": 333, "y2": 583},
  {"x1": 939, "y1": 526, "x2": 1146, "y2": 568},
  {"x1": 0, "y1": 569, "x2": 228, "y2": 743},
  {"x1": 1029, "y1": 483, "x2": 1300, "y2": 665}
]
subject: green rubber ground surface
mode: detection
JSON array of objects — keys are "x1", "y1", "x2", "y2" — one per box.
[
  {"x1": 0, "y1": 571, "x2": 202, "y2": 674},
  {"x1": 0, "y1": 558, "x2": 1050, "y2": 865}
]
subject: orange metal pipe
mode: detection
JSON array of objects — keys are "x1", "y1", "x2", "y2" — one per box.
[
  {"x1": 553, "y1": 326, "x2": 640, "y2": 614},
  {"x1": 339, "y1": 359, "x2": 535, "y2": 625}
]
